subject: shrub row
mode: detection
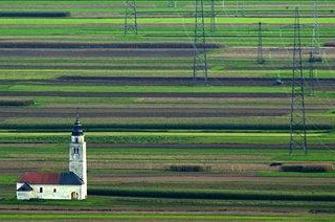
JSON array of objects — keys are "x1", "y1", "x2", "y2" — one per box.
[
  {"x1": 324, "y1": 42, "x2": 335, "y2": 47},
  {"x1": 0, "y1": 100, "x2": 34, "y2": 107},
  {"x1": 280, "y1": 164, "x2": 333, "y2": 173},
  {"x1": 269, "y1": 162, "x2": 282, "y2": 167},
  {"x1": 88, "y1": 188, "x2": 335, "y2": 202},
  {"x1": 167, "y1": 165, "x2": 210, "y2": 172},
  {"x1": 0, "y1": 12, "x2": 70, "y2": 17}
]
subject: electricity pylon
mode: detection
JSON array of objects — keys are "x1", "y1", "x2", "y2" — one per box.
[
  {"x1": 308, "y1": 0, "x2": 321, "y2": 96},
  {"x1": 257, "y1": 22, "x2": 265, "y2": 64},
  {"x1": 311, "y1": 0, "x2": 320, "y2": 58},
  {"x1": 289, "y1": 7, "x2": 307, "y2": 155},
  {"x1": 210, "y1": 0, "x2": 216, "y2": 32},
  {"x1": 193, "y1": 0, "x2": 208, "y2": 82},
  {"x1": 241, "y1": 0, "x2": 245, "y2": 17},
  {"x1": 236, "y1": 1, "x2": 245, "y2": 17},
  {"x1": 124, "y1": 0, "x2": 138, "y2": 35},
  {"x1": 167, "y1": 0, "x2": 176, "y2": 8}
]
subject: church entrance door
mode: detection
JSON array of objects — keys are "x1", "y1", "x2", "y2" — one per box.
[{"x1": 71, "y1": 192, "x2": 79, "y2": 200}]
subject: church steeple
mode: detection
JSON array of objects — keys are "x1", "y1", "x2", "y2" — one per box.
[
  {"x1": 72, "y1": 112, "x2": 84, "y2": 136},
  {"x1": 69, "y1": 112, "x2": 87, "y2": 198}
]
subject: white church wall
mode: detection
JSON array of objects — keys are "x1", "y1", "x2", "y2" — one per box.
[
  {"x1": 17, "y1": 191, "x2": 35, "y2": 200},
  {"x1": 16, "y1": 183, "x2": 24, "y2": 190},
  {"x1": 16, "y1": 183, "x2": 85, "y2": 200},
  {"x1": 16, "y1": 183, "x2": 36, "y2": 200}
]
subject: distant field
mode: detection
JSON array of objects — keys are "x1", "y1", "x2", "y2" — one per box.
[
  {"x1": 0, "y1": 131, "x2": 335, "y2": 146},
  {"x1": 1, "y1": 142, "x2": 335, "y2": 220},
  {"x1": 0, "y1": 0, "x2": 335, "y2": 221},
  {"x1": 2, "y1": 17, "x2": 335, "y2": 25},
  {"x1": 2, "y1": 212, "x2": 335, "y2": 222},
  {"x1": 0, "y1": 0, "x2": 335, "y2": 19},
  {"x1": 2, "y1": 84, "x2": 291, "y2": 93}
]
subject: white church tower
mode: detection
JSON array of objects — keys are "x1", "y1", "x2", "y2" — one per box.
[
  {"x1": 17, "y1": 115, "x2": 87, "y2": 200},
  {"x1": 69, "y1": 114, "x2": 87, "y2": 198}
]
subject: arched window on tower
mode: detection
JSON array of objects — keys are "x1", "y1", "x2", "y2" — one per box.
[
  {"x1": 75, "y1": 137, "x2": 79, "y2": 143},
  {"x1": 73, "y1": 147, "x2": 79, "y2": 155}
]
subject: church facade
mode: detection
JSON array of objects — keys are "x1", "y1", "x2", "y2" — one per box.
[{"x1": 16, "y1": 116, "x2": 87, "y2": 200}]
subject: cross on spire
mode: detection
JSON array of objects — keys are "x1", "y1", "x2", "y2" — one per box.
[{"x1": 72, "y1": 108, "x2": 83, "y2": 136}]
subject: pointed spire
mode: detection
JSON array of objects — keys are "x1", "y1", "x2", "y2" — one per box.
[
  {"x1": 75, "y1": 108, "x2": 80, "y2": 125},
  {"x1": 72, "y1": 108, "x2": 84, "y2": 136}
]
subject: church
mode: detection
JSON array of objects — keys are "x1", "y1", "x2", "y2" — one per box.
[{"x1": 16, "y1": 116, "x2": 87, "y2": 200}]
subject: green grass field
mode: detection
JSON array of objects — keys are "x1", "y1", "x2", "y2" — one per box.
[{"x1": 0, "y1": 0, "x2": 335, "y2": 221}]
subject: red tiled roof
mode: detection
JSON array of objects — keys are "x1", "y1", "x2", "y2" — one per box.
[
  {"x1": 19, "y1": 172, "x2": 60, "y2": 184},
  {"x1": 19, "y1": 172, "x2": 83, "y2": 185}
]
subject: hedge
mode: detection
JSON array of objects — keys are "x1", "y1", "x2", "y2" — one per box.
[
  {"x1": 280, "y1": 164, "x2": 333, "y2": 173},
  {"x1": 0, "y1": 12, "x2": 70, "y2": 18},
  {"x1": 89, "y1": 188, "x2": 335, "y2": 202}
]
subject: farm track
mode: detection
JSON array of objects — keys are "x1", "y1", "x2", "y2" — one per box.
[
  {"x1": 0, "y1": 42, "x2": 219, "y2": 49},
  {"x1": 0, "y1": 48, "x2": 196, "y2": 57},
  {"x1": 0, "y1": 107, "x2": 293, "y2": 118},
  {"x1": 0, "y1": 63, "x2": 333, "y2": 70},
  {"x1": 0, "y1": 42, "x2": 218, "y2": 58},
  {"x1": 1, "y1": 77, "x2": 334, "y2": 88},
  {"x1": 0, "y1": 143, "x2": 333, "y2": 150},
  {"x1": 90, "y1": 143, "x2": 335, "y2": 150},
  {"x1": 0, "y1": 46, "x2": 334, "y2": 59},
  {"x1": 0, "y1": 207, "x2": 308, "y2": 215},
  {"x1": 0, "y1": 65, "x2": 312, "y2": 70},
  {"x1": 0, "y1": 91, "x2": 290, "y2": 98},
  {"x1": 91, "y1": 174, "x2": 335, "y2": 183},
  {"x1": 54, "y1": 76, "x2": 335, "y2": 87}
]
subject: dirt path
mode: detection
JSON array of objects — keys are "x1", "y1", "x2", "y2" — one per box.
[
  {"x1": 0, "y1": 91, "x2": 290, "y2": 98},
  {"x1": 0, "y1": 48, "x2": 195, "y2": 57},
  {"x1": 0, "y1": 42, "x2": 219, "y2": 49},
  {"x1": 0, "y1": 107, "x2": 293, "y2": 118},
  {"x1": 54, "y1": 76, "x2": 335, "y2": 87},
  {"x1": 90, "y1": 143, "x2": 335, "y2": 150}
]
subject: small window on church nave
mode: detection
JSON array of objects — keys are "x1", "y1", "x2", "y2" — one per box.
[
  {"x1": 40, "y1": 187, "x2": 43, "y2": 193},
  {"x1": 53, "y1": 188, "x2": 57, "y2": 193}
]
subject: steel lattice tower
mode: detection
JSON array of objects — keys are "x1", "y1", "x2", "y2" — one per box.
[
  {"x1": 236, "y1": 1, "x2": 245, "y2": 17},
  {"x1": 241, "y1": 1, "x2": 245, "y2": 17},
  {"x1": 289, "y1": 7, "x2": 307, "y2": 155},
  {"x1": 124, "y1": 0, "x2": 138, "y2": 35},
  {"x1": 257, "y1": 22, "x2": 265, "y2": 64},
  {"x1": 193, "y1": 0, "x2": 208, "y2": 82},
  {"x1": 308, "y1": 51, "x2": 316, "y2": 96},
  {"x1": 167, "y1": 0, "x2": 176, "y2": 8},
  {"x1": 210, "y1": 0, "x2": 216, "y2": 32},
  {"x1": 235, "y1": 1, "x2": 240, "y2": 16},
  {"x1": 308, "y1": 0, "x2": 321, "y2": 96},
  {"x1": 311, "y1": 0, "x2": 320, "y2": 58}
]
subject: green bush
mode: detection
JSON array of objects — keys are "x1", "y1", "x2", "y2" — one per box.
[
  {"x1": 167, "y1": 165, "x2": 210, "y2": 172},
  {"x1": 280, "y1": 164, "x2": 333, "y2": 173},
  {"x1": 269, "y1": 162, "x2": 282, "y2": 167},
  {"x1": 0, "y1": 100, "x2": 34, "y2": 106}
]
